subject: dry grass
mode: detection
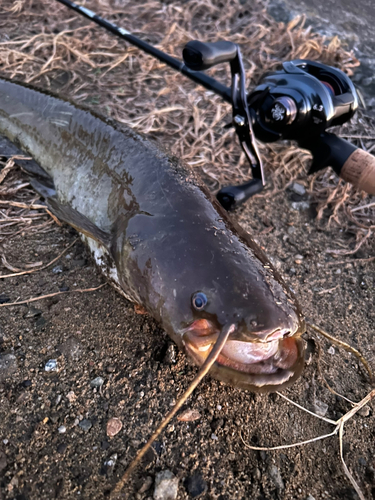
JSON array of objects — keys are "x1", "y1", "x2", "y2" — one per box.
[
  {"x1": 0, "y1": 156, "x2": 56, "y2": 247},
  {"x1": 0, "y1": 0, "x2": 374, "y2": 252}
]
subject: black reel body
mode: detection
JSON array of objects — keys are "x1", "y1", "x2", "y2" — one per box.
[
  {"x1": 249, "y1": 60, "x2": 359, "y2": 144},
  {"x1": 183, "y1": 40, "x2": 362, "y2": 210}
]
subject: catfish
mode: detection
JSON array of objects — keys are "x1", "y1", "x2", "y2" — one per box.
[{"x1": 0, "y1": 78, "x2": 305, "y2": 391}]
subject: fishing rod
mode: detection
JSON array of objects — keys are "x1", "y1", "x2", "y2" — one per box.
[
  {"x1": 55, "y1": 0, "x2": 232, "y2": 103},
  {"x1": 55, "y1": 0, "x2": 375, "y2": 208}
]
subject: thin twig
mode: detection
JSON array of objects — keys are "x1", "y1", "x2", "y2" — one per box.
[
  {"x1": 240, "y1": 388, "x2": 375, "y2": 500},
  {"x1": 276, "y1": 391, "x2": 336, "y2": 424},
  {"x1": 0, "y1": 155, "x2": 32, "y2": 184},
  {"x1": 0, "y1": 200, "x2": 48, "y2": 210},
  {"x1": 307, "y1": 322, "x2": 373, "y2": 384},
  {"x1": 351, "y1": 201, "x2": 375, "y2": 213},
  {"x1": 0, "y1": 238, "x2": 78, "y2": 278},
  {"x1": 0, "y1": 283, "x2": 107, "y2": 307},
  {"x1": 240, "y1": 427, "x2": 338, "y2": 451},
  {"x1": 326, "y1": 229, "x2": 373, "y2": 256},
  {"x1": 316, "y1": 285, "x2": 339, "y2": 295}
]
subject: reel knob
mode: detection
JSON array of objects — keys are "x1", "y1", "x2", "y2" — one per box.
[
  {"x1": 183, "y1": 40, "x2": 237, "y2": 71},
  {"x1": 266, "y1": 96, "x2": 297, "y2": 126}
]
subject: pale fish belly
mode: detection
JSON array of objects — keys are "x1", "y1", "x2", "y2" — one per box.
[{"x1": 80, "y1": 235, "x2": 134, "y2": 303}]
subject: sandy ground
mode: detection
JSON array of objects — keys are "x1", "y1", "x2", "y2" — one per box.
[{"x1": 0, "y1": 1, "x2": 375, "y2": 499}]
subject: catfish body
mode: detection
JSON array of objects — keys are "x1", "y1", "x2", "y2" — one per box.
[{"x1": 0, "y1": 78, "x2": 305, "y2": 391}]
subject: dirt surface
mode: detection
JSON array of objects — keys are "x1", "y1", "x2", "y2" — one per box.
[{"x1": 0, "y1": 1, "x2": 375, "y2": 500}]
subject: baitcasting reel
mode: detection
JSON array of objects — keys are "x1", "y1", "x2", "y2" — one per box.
[
  {"x1": 183, "y1": 41, "x2": 371, "y2": 210},
  {"x1": 53, "y1": 1, "x2": 375, "y2": 211}
]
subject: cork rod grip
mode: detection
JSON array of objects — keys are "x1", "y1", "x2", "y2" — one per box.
[{"x1": 340, "y1": 149, "x2": 375, "y2": 195}]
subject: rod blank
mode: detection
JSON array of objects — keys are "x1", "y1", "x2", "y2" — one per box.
[{"x1": 55, "y1": 0, "x2": 232, "y2": 103}]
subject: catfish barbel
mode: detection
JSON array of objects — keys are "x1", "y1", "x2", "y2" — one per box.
[{"x1": 0, "y1": 78, "x2": 306, "y2": 391}]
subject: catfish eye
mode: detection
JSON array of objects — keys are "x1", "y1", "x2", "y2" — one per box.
[{"x1": 192, "y1": 292, "x2": 208, "y2": 310}]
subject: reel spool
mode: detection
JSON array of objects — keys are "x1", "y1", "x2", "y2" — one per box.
[{"x1": 248, "y1": 59, "x2": 359, "y2": 143}]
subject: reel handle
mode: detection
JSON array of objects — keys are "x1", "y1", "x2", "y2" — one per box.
[
  {"x1": 340, "y1": 148, "x2": 375, "y2": 194},
  {"x1": 216, "y1": 179, "x2": 264, "y2": 211},
  {"x1": 183, "y1": 40, "x2": 237, "y2": 71}
]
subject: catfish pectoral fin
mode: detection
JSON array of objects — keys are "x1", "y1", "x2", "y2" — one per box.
[{"x1": 47, "y1": 197, "x2": 111, "y2": 247}]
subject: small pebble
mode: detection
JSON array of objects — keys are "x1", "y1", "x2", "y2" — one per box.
[
  {"x1": 57, "y1": 443, "x2": 67, "y2": 454},
  {"x1": 72, "y1": 258, "x2": 86, "y2": 268},
  {"x1": 106, "y1": 417, "x2": 122, "y2": 438},
  {"x1": 0, "y1": 354, "x2": 18, "y2": 381},
  {"x1": 103, "y1": 453, "x2": 117, "y2": 469},
  {"x1": 3, "y1": 439, "x2": 9, "y2": 445},
  {"x1": 55, "y1": 395, "x2": 62, "y2": 406},
  {"x1": 268, "y1": 465, "x2": 284, "y2": 490},
  {"x1": 291, "y1": 201, "x2": 310, "y2": 211},
  {"x1": 164, "y1": 344, "x2": 177, "y2": 364},
  {"x1": 58, "y1": 425, "x2": 66, "y2": 434},
  {"x1": 177, "y1": 409, "x2": 201, "y2": 422},
  {"x1": 290, "y1": 182, "x2": 306, "y2": 196},
  {"x1": 306, "y1": 496, "x2": 316, "y2": 500},
  {"x1": 44, "y1": 359, "x2": 58, "y2": 372},
  {"x1": 66, "y1": 391, "x2": 76, "y2": 403},
  {"x1": 294, "y1": 254, "x2": 304, "y2": 265},
  {"x1": 211, "y1": 433, "x2": 218, "y2": 441},
  {"x1": 59, "y1": 284, "x2": 70, "y2": 292},
  {"x1": 101, "y1": 441, "x2": 110, "y2": 450},
  {"x1": 52, "y1": 265, "x2": 63, "y2": 273},
  {"x1": 185, "y1": 473, "x2": 207, "y2": 498},
  {"x1": 0, "y1": 294, "x2": 10, "y2": 304},
  {"x1": 90, "y1": 377, "x2": 104, "y2": 389},
  {"x1": 138, "y1": 475, "x2": 153, "y2": 494},
  {"x1": 313, "y1": 400, "x2": 329, "y2": 417},
  {"x1": 154, "y1": 470, "x2": 179, "y2": 500},
  {"x1": 24, "y1": 306, "x2": 42, "y2": 318},
  {"x1": 328, "y1": 346, "x2": 335, "y2": 355},
  {"x1": 358, "y1": 406, "x2": 371, "y2": 417},
  {"x1": 49, "y1": 414, "x2": 59, "y2": 424},
  {"x1": 79, "y1": 419, "x2": 92, "y2": 432},
  {"x1": 253, "y1": 468, "x2": 261, "y2": 481},
  {"x1": 0, "y1": 451, "x2": 7, "y2": 472},
  {"x1": 35, "y1": 316, "x2": 47, "y2": 329},
  {"x1": 21, "y1": 380, "x2": 32, "y2": 388}
]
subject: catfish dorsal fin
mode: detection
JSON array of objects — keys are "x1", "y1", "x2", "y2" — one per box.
[{"x1": 48, "y1": 197, "x2": 111, "y2": 248}]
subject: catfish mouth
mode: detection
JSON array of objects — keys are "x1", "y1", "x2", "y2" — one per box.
[{"x1": 182, "y1": 319, "x2": 304, "y2": 391}]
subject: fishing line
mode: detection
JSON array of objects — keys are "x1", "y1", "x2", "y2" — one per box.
[{"x1": 55, "y1": 0, "x2": 232, "y2": 103}]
